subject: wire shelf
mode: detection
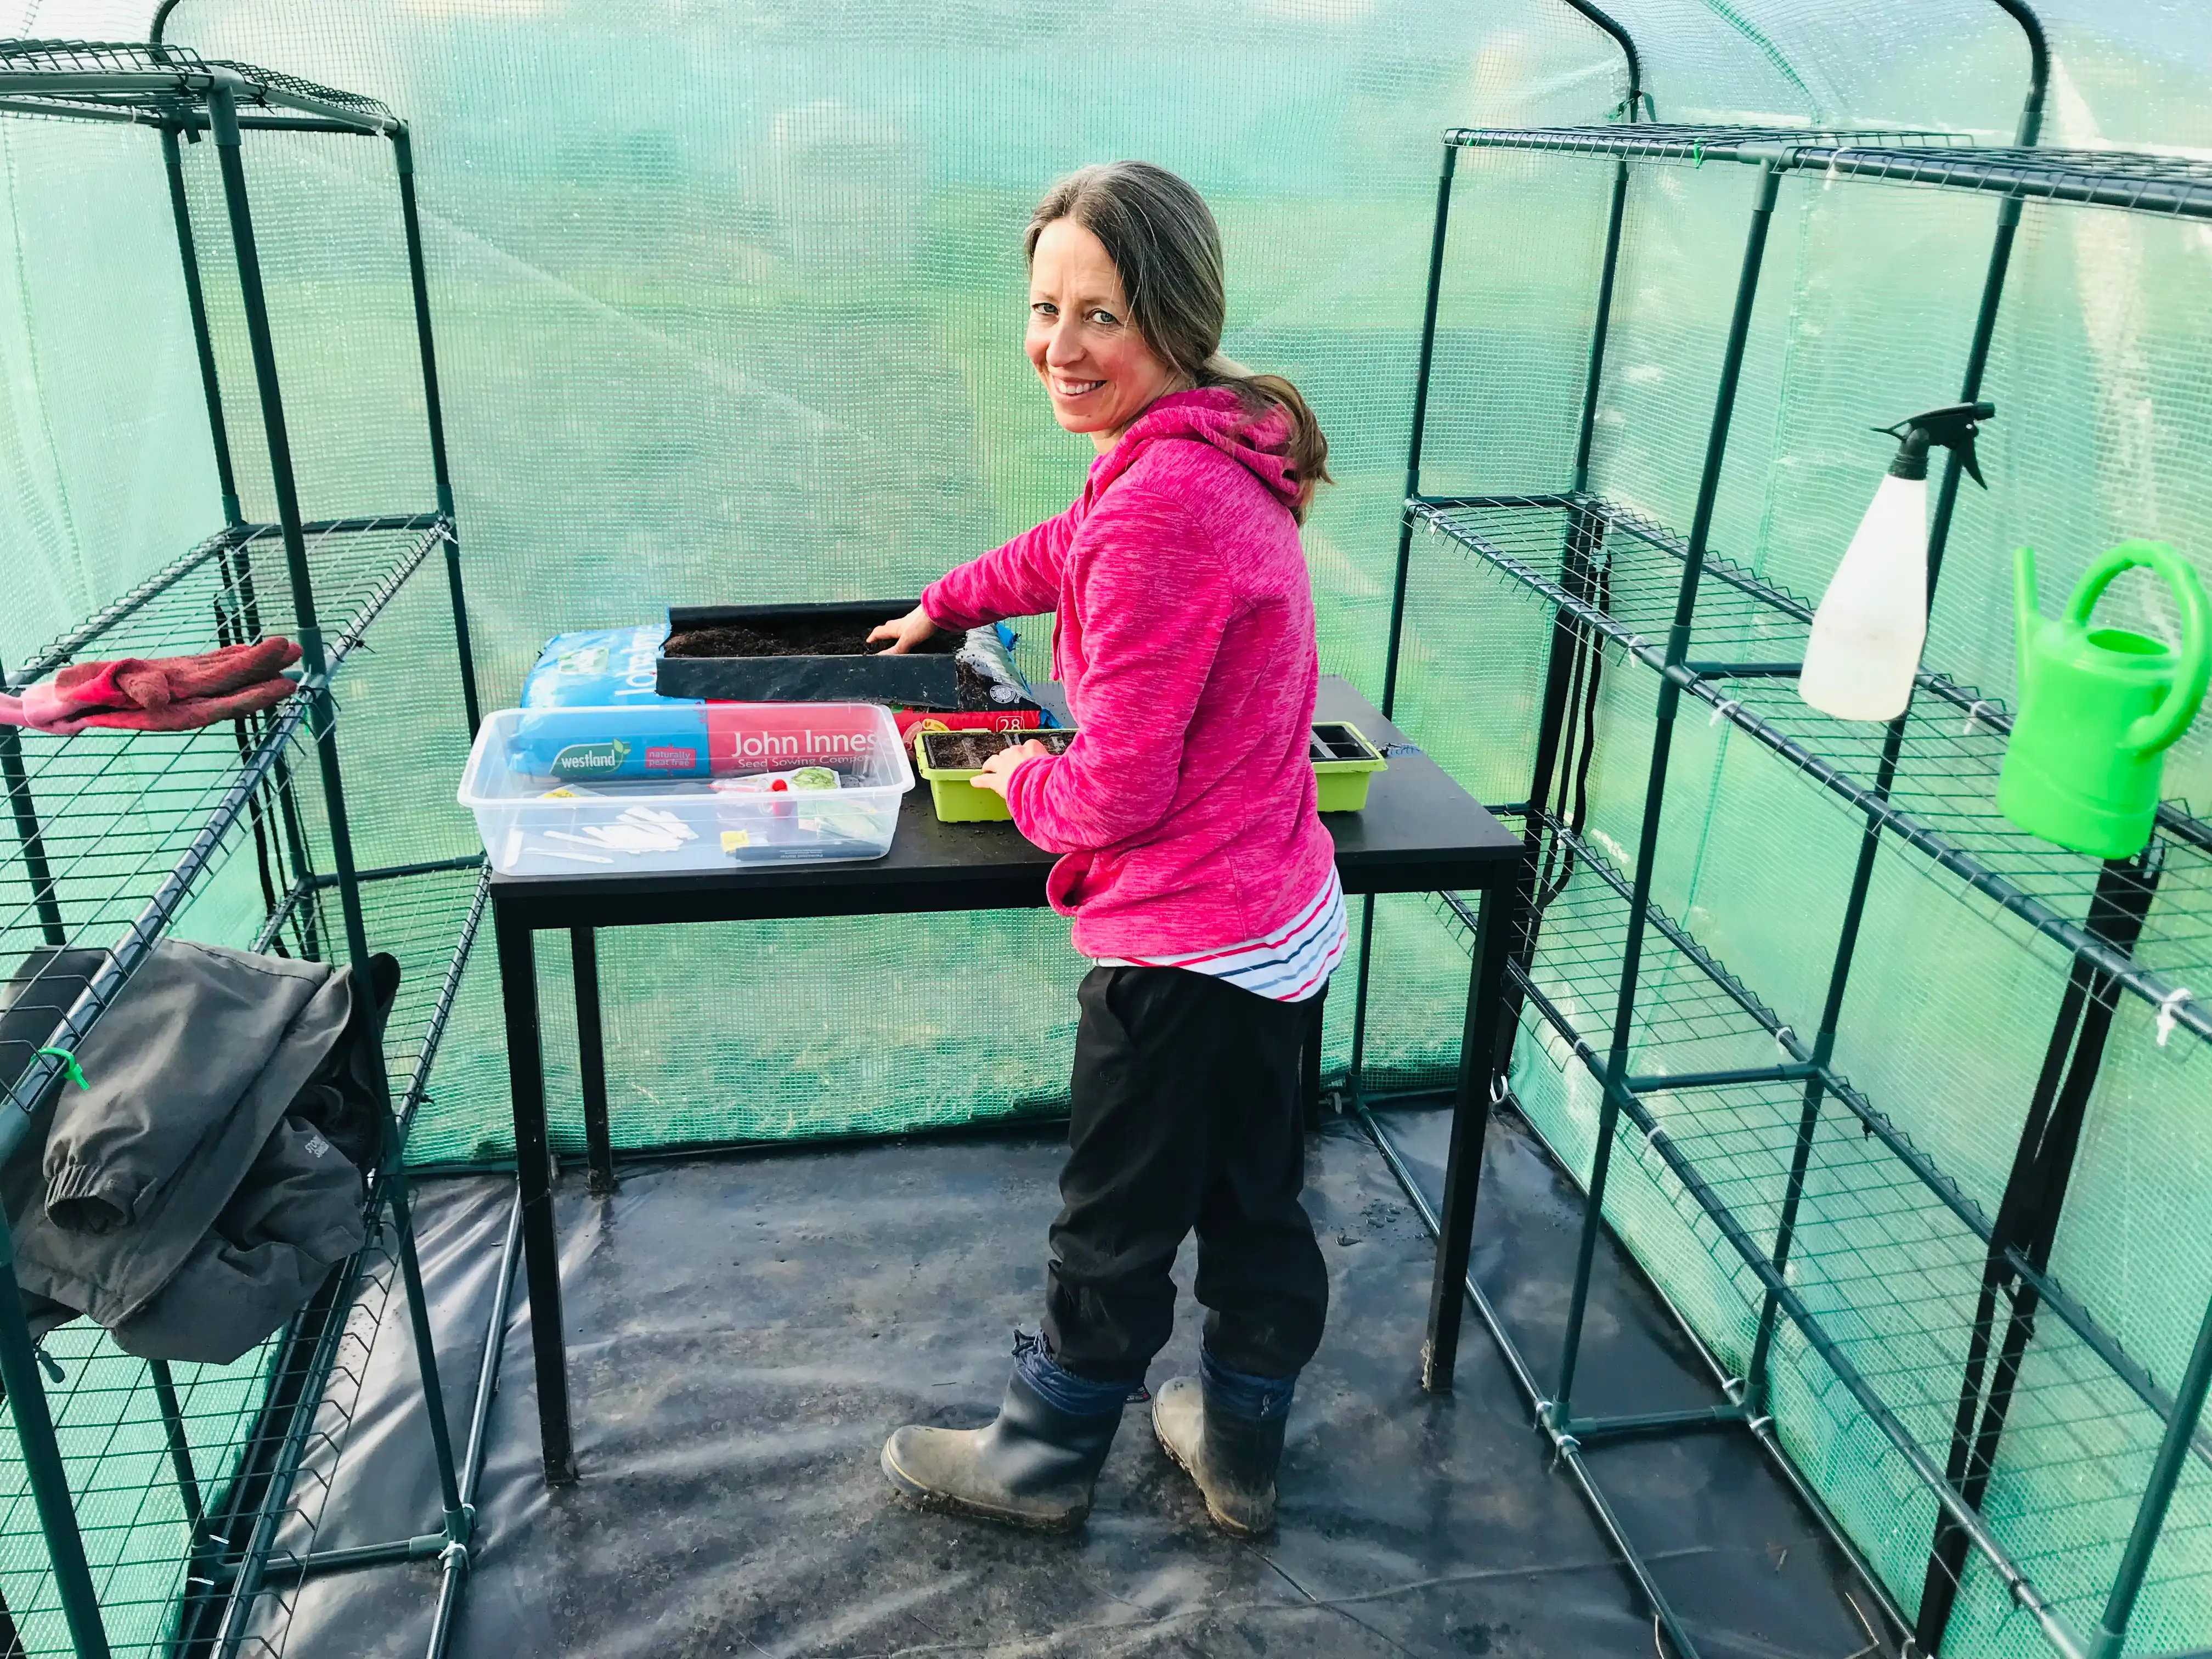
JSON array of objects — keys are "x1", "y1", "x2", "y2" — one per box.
[
  {"x1": 1448, "y1": 126, "x2": 2212, "y2": 223},
  {"x1": 1, "y1": 520, "x2": 448, "y2": 1114},
  {"x1": 0, "y1": 40, "x2": 394, "y2": 133},
  {"x1": 1413, "y1": 495, "x2": 2212, "y2": 1051},
  {"x1": 1449, "y1": 123, "x2": 1974, "y2": 163},
  {"x1": 1432, "y1": 819, "x2": 2212, "y2": 1655},
  {"x1": 1786, "y1": 143, "x2": 2212, "y2": 222},
  {"x1": 0, "y1": 865, "x2": 486, "y2": 1658}
]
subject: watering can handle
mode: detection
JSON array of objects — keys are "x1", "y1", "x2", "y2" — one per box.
[{"x1": 2062, "y1": 540, "x2": 2212, "y2": 754}]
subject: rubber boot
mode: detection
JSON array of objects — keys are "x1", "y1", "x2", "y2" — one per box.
[
  {"x1": 882, "y1": 1369, "x2": 1122, "y2": 1532},
  {"x1": 1151, "y1": 1372, "x2": 1288, "y2": 1537}
]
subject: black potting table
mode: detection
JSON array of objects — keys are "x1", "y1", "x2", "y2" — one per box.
[{"x1": 491, "y1": 676, "x2": 1522, "y2": 1484}]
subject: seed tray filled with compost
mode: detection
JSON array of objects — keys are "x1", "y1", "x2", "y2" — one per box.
[
  {"x1": 915, "y1": 726, "x2": 1079, "y2": 823},
  {"x1": 656, "y1": 601, "x2": 1041, "y2": 714},
  {"x1": 461, "y1": 702, "x2": 914, "y2": 873}
]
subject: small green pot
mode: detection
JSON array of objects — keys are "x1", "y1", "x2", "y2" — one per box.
[
  {"x1": 1311, "y1": 721, "x2": 1386, "y2": 812},
  {"x1": 916, "y1": 730, "x2": 1012, "y2": 822}
]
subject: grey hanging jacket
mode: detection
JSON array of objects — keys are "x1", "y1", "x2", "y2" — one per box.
[{"x1": 0, "y1": 940, "x2": 374, "y2": 1364}]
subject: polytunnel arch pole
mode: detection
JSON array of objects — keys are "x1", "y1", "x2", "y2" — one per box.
[{"x1": 1559, "y1": 0, "x2": 1642, "y2": 120}]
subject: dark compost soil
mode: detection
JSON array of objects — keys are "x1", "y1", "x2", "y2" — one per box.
[
  {"x1": 665, "y1": 619, "x2": 960, "y2": 658},
  {"x1": 921, "y1": 731, "x2": 1013, "y2": 770}
]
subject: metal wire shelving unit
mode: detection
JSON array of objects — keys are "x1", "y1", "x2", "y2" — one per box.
[
  {"x1": 1348, "y1": 10, "x2": 2212, "y2": 1655},
  {"x1": 0, "y1": 38, "x2": 509, "y2": 1659}
]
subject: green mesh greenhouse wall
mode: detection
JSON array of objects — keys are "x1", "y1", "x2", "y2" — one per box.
[{"x1": 6, "y1": 1, "x2": 2212, "y2": 1655}]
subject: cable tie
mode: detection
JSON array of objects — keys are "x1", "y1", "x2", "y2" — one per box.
[
  {"x1": 1773, "y1": 1025, "x2": 1795, "y2": 1058},
  {"x1": 1489, "y1": 1073, "x2": 1509, "y2": 1105},
  {"x1": 1643, "y1": 1121, "x2": 1669, "y2": 1156},
  {"x1": 2156, "y1": 988, "x2": 2193, "y2": 1048},
  {"x1": 1962, "y1": 698, "x2": 1994, "y2": 735},
  {"x1": 32, "y1": 1047, "x2": 87, "y2": 1091},
  {"x1": 1708, "y1": 698, "x2": 1740, "y2": 727}
]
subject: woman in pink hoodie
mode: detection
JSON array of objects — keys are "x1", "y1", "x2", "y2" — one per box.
[{"x1": 874, "y1": 162, "x2": 1340, "y2": 1538}]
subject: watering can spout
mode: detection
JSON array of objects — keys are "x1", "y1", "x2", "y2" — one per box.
[{"x1": 2013, "y1": 544, "x2": 2041, "y2": 699}]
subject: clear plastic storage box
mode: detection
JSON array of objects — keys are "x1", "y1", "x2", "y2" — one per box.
[{"x1": 459, "y1": 703, "x2": 913, "y2": 875}]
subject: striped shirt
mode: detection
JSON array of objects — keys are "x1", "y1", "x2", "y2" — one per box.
[{"x1": 1093, "y1": 870, "x2": 1346, "y2": 1004}]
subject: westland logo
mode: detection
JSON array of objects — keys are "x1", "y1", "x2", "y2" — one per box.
[{"x1": 552, "y1": 739, "x2": 630, "y2": 777}]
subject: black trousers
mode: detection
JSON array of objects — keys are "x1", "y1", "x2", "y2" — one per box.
[{"x1": 1043, "y1": 966, "x2": 1330, "y2": 1385}]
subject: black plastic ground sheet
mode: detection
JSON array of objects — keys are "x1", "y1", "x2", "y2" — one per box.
[{"x1": 272, "y1": 1111, "x2": 1882, "y2": 1657}]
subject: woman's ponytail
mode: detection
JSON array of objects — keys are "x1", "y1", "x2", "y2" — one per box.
[
  {"x1": 1198, "y1": 357, "x2": 1331, "y2": 525},
  {"x1": 1030, "y1": 163, "x2": 1333, "y2": 526}
]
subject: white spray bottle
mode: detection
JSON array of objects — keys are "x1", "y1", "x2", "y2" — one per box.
[{"x1": 1798, "y1": 402, "x2": 1993, "y2": 722}]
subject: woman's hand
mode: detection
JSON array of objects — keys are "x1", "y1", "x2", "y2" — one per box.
[
  {"x1": 869, "y1": 606, "x2": 938, "y2": 655},
  {"x1": 971, "y1": 739, "x2": 1051, "y2": 797}
]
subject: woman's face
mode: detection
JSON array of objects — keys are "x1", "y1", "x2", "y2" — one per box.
[{"x1": 1027, "y1": 217, "x2": 1184, "y2": 452}]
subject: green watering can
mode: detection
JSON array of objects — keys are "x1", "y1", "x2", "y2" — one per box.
[{"x1": 1997, "y1": 540, "x2": 2210, "y2": 860}]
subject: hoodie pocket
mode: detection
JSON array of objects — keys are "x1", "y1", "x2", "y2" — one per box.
[{"x1": 1046, "y1": 849, "x2": 1096, "y2": 913}]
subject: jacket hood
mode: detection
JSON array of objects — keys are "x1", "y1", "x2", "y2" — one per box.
[{"x1": 1087, "y1": 386, "x2": 1301, "y2": 511}]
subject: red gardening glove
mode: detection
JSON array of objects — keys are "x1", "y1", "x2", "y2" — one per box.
[
  {"x1": 24, "y1": 639, "x2": 301, "y2": 726},
  {"x1": 103, "y1": 638, "x2": 302, "y2": 709},
  {"x1": 40, "y1": 675, "x2": 298, "y2": 735}
]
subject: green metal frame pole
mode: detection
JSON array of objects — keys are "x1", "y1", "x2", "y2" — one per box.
[
  {"x1": 382, "y1": 1153, "x2": 472, "y2": 1545},
  {"x1": 1741, "y1": 13, "x2": 2047, "y2": 1630},
  {"x1": 1350, "y1": 139, "x2": 1458, "y2": 1093},
  {"x1": 1743, "y1": 138, "x2": 2033, "y2": 1414},
  {"x1": 1510, "y1": 143, "x2": 1633, "y2": 988},
  {"x1": 1551, "y1": 161, "x2": 1780, "y2": 1424},
  {"x1": 1919, "y1": 850, "x2": 2160, "y2": 1647},
  {"x1": 391, "y1": 124, "x2": 482, "y2": 737},
  {"x1": 0, "y1": 676, "x2": 64, "y2": 947},
  {"x1": 161, "y1": 125, "x2": 243, "y2": 527},
  {"x1": 208, "y1": 78, "x2": 376, "y2": 979},
  {"x1": 1381, "y1": 141, "x2": 1459, "y2": 721},
  {"x1": 0, "y1": 1216, "x2": 111, "y2": 1659},
  {"x1": 167, "y1": 118, "x2": 327, "y2": 960},
  {"x1": 212, "y1": 81, "x2": 469, "y2": 1559},
  {"x1": 146, "y1": 1359, "x2": 205, "y2": 1535},
  {"x1": 2088, "y1": 1286, "x2": 2212, "y2": 1659}
]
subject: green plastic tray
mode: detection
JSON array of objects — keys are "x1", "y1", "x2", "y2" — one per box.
[{"x1": 1311, "y1": 720, "x2": 1386, "y2": 811}]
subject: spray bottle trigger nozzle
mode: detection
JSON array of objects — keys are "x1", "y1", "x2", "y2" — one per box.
[{"x1": 1881, "y1": 402, "x2": 1995, "y2": 489}]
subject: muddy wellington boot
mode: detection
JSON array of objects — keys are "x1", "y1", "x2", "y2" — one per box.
[
  {"x1": 881, "y1": 1336, "x2": 1127, "y2": 1531},
  {"x1": 1151, "y1": 1352, "x2": 1295, "y2": 1537}
]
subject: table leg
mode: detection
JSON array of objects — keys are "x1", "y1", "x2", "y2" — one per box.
[
  {"x1": 496, "y1": 904, "x2": 578, "y2": 1485},
  {"x1": 1422, "y1": 876, "x2": 1520, "y2": 1393},
  {"x1": 571, "y1": 927, "x2": 616, "y2": 1196}
]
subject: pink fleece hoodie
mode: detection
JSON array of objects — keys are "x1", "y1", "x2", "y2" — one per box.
[{"x1": 922, "y1": 386, "x2": 1335, "y2": 959}]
